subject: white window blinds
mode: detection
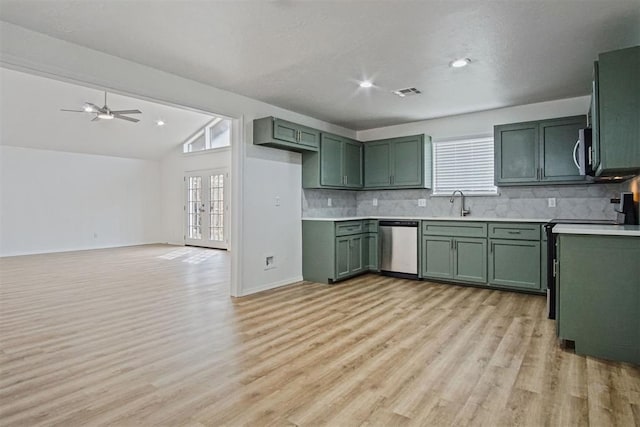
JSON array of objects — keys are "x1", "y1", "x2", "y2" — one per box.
[{"x1": 432, "y1": 137, "x2": 498, "y2": 195}]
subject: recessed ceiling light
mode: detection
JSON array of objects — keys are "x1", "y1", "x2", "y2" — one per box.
[
  {"x1": 156, "y1": 119, "x2": 165, "y2": 126},
  {"x1": 450, "y1": 58, "x2": 471, "y2": 68},
  {"x1": 359, "y1": 80, "x2": 373, "y2": 88}
]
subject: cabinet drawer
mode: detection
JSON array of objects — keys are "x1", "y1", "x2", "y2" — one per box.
[
  {"x1": 489, "y1": 223, "x2": 540, "y2": 240},
  {"x1": 422, "y1": 221, "x2": 487, "y2": 238},
  {"x1": 362, "y1": 220, "x2": 378, "y2": 233},
  {"x1": 335, "y1": 221, "x2": 363, "y2": 236}
]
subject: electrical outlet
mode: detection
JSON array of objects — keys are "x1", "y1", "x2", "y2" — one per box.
[
  {"x1": 548, "y1": 197, "x2": 556, "y2": 208},
  {"x1": 372, "y1": 198, "x2": 378, "y2": 207},
  {"x1": 275, "y1": 196, "x2": 281, "y2": 207},
  {"x1": 418, "y1": 198, "x2": 427, "y2": 207},
  {"x1": 327, "y1": 198, "x2": 332, "y2": 207},
  {"x1": 265, "y1": 255, "x2": 275, "y2": 270}
]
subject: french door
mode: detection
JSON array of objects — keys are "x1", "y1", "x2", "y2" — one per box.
[{"x1": 185, "y1": 169, "x2": 229, "y2": 250}]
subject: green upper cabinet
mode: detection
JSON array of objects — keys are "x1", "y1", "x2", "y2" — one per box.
[
  {"x1": 363, "y1": 141, "x2": 391, "y2": 187},
  {"x1": 495, "y1": 115, "x2": 587, "y2": 186},
  {"x1": 592, "y1": 46, "x2": 640, "y2": 176},
  {"x1": 254, "y1": 116, "x2": 320, "y2": 152},
  {"x1": 494, "y1": 122, "x2": 539, "y2": 184},
  {"x1": 539, "y1": 117, "x2": 586, "y2": 182},
  {"x1": 302, "y1": 133, "x2": 363, "y2": 189},
  {"x1": 363, "y1": 134, "x2": 432, "y2": 189}
]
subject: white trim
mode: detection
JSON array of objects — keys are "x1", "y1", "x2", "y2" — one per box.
[
  {"x1": 230, "y1": 115, "x2": 244, "y2": 298},
  {"x1": 181, "y1": 146, "x2": 231, "y2": 157},
  {"x1": 237, "y1": 276, "x2": 304, "y2": 297}
]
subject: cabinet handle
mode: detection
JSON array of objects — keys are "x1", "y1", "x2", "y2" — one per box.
[
  {"x1": 507, "y1": 230, "x2": 521, "y2": 234},
  {"x1": 344, "y1": 175, "x2": 348, "y2": 185},
  {"x1": 451, "y1": 240, "x2": 454, "y2": 251},
  {"x1": 490, "y1": 242, "x2": 493, "y2": 253}
]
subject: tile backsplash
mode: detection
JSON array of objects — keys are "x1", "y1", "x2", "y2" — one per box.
[{"x1": 303, "y1": 181, "x2": 627, "y2": 220}]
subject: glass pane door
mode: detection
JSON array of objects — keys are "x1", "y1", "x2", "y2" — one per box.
[
  {"x1": 209, "y1": 173, "x2": 224, "y2": 243},
  {"x1": 185, "y1": 169, "x2": 229, "y2": 249}
]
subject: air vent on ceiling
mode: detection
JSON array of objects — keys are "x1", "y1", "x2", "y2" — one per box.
[{"x1": 392, "y1": 87, "x2": 422, "y2": 98}]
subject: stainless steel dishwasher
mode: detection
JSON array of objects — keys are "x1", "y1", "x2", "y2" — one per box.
[{"x1": 379, "y1": 220, "x2": 419, "y2": 279}]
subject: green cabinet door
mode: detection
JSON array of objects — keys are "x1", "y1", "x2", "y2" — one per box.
[
  {"x1": 320, "y1": 134, "x2": 343, "y2": 187},
  {"x1": 539, "y1": 116, "x2": 586, "y2": 182},
  {"x1": 595, "y1": 46, "x2": 640, "y2": 176},
  {"x1": 299, "y1": 127, "x2": 320, "y2": 148},
  {"x1": 453, "y1": 238, "x2": 487, "y2": 283},
  {"x1": 392, "y1": 136, "x2": 423, "y2": 186},
  {"x1": 363, "y1": 141, "x2": 391, "y2": 187},
  {"x1": 591, "y1": 61, "x2": 601, "y2": 172},
  {"x1": 336, "y1": 235, "x2": 364, "y2": 279},
  {"x1": 335, "y1": 237, "x2": 351, "y2": 279},
  {"x1": 273, "y1": 118, "x2": 300, "y2": 144},
  {"x1": 349, "y1": 235, "x2": 364, "y2": 274},
  {"x1": 488, "y1": 239, "x2": 541, "y2": 290},
  {"x1": 495, "y1": 122, "x2": 539, "y2": 184},
  {"x1": 344, "y1": 140, "x2": 363, "y2": 188},
  {"x1": 422, "y1": 236, "x2": 454, "y2": 280},
  {"x1": 363, "y1": 233, "x2": 379, "y2": 270}
]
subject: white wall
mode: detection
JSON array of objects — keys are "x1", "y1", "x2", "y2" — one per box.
[
  {"x1": 0, "y1": 22, "x2": 355, "y2": 296},
  {"x1": 357, "y1": 96, "x2": 591, "y2": 141},
  {"x1": 0, "y1": 146, "x2": 161, "y2": 256}
]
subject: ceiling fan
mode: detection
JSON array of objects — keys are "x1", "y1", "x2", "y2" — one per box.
[{"x1": 61, "y1": 91, "x2": 142, "y2": 122}]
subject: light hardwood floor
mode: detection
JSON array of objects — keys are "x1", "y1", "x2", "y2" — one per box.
[{"x1": 1, "y1": 244, "x2": 638, "y2": 426}]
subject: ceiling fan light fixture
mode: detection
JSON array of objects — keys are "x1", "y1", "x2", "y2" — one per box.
[
  {"x1": 97, "y1": 112, "x2": 114, "y2": 120},
  {"x1": 83, "y1": 103, "x2": 94, "y2": 112},
  {"x1": 450, "y1": 58, "x2": 471, "y2": 68}
]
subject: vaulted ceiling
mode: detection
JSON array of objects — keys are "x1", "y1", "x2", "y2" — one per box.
[
  {"x1": 0, "y1": 1, "x2": 639, "y2": 130},
  {"x1": 0, "y1": 68, "x2": 214, "y2": 159}
]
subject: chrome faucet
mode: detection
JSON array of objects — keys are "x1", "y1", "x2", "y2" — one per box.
[{"x1": 449, "y1": 190, "x2": 470, "y2": 217}]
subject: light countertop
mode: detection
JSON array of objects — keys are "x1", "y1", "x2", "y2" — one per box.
[
  {"x1": 553, "y1": 224, "x2": 640, "y2": 237},
  {"x1": 302, "y1": 216, "x2": 551, "y2": 223}
]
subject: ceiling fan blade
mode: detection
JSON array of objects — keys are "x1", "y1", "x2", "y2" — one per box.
[
  {"x1": 60, "y1": 109, "x2": 85, "y2": 112},
  {"x1": 110, "y1": 109, "x2": 141, "y2": 115},
  {"x1": 113, "y1": 114, "x2": 140, "y2": 123},
  {"x1": 91, "y1": 116, "x2": 100, "y2": 121}
]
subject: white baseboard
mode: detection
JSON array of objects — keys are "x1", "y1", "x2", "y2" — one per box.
[{"x1": 239, "y1": 275, "x2": 304, "y2": 297}]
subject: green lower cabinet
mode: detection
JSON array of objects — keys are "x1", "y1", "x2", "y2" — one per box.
[
  {"x1": 422, "y1": 236, "x2": 454, "y2": 280},
  {"x1": 422, "y1": 236, "x2": 486, "y2": 284},
  {"x1": 488, "y1": 239, "x2": 541, "y2": 290},
  {"x1": 335, "y1": 234, "x2": 363, "y2": 280},
  {"x1": 302, "y1": 220, "x2": 377, "y2": 284},
  {"x1": 453, "y1": 238, "x2": 487, "y2": 283},
  {"x1": 557, "y1": 234, "x2": 640, "y2": 364}
]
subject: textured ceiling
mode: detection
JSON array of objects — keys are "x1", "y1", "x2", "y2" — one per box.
[
  {"x1": 0, "y1": 1, "x2": 639, "y2": 130},
  {"x1": 0, "y1": 68, "x2": 215, "y2": 159}
]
